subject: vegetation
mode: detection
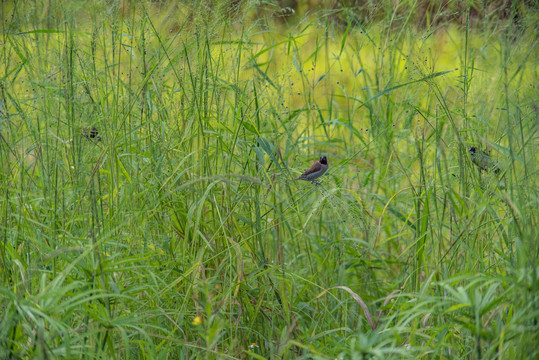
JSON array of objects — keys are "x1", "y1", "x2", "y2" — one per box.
[{"x1": 0, "y1": 0, "x2": 537, "y2": 358}]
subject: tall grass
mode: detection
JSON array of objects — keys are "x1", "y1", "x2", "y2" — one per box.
[{"x1": 1, "y1": 0, "x2": 537, "y2": 358}]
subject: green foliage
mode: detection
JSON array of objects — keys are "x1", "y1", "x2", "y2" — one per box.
[{"x1": 0, "y1": 0, "x2": 537, "y2": 358}]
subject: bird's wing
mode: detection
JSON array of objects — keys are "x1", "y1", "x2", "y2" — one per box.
[{"x1": 302, "y1": 161, "x2": 322, "y2": 176}]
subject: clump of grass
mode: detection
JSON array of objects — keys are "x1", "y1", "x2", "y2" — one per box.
[{"x1": 0, "y1": 0, "x2": 537, "y2": 358}]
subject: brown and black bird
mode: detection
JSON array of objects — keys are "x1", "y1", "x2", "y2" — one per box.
[
  {"x1": 469, "y1": 147, "x2": 500, "y2": 174},
  {"x1": 82, "y1": 126, "x2": 101, "y2": 142},
  {"x1": 293, "y1": 155, "x2": 328, "y2": 184}
]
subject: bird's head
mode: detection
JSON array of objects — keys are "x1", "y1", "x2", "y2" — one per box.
[
  {"x1": 320, "y1": 155, "x2": 328, "y2": 165},
  {"x1": 468, "y1": 147, "x2": 477, "y2": 154}
]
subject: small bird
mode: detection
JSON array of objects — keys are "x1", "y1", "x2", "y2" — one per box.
[
  {"x1": 293, "y1": 155, "x2": 328, "y2": 184},
  {"x1": 469, "y1": 147, "x2": 500, "y2": 174},
  {"x1": 82, "y1": 126, "x2": 101, "y2": 141}
]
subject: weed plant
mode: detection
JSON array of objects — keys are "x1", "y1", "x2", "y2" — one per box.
[{"x1": 0, "y1": 0, "x2": 537, "y2": 359}]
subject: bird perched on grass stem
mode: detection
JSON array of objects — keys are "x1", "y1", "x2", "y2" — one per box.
[
  {"x1": 293, "y1": 155, "x2": 328, "y2": 185},
  {"x1": 469, "y1": 147, "x2": 500, "y2": 174},
  {"x1": 82, "y1": 126, "x2": 101, "y2": 141}
]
